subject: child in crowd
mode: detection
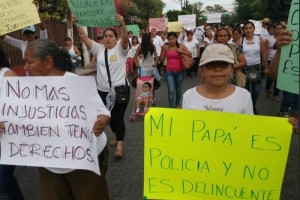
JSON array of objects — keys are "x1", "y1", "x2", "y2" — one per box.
[{"x1": 135, "y1": 82, "x2": 151, "y2": 113}]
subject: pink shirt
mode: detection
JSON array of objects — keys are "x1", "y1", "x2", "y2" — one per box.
[{"x1": 166, "y1": 50, "x2": 181, "y2": 71}]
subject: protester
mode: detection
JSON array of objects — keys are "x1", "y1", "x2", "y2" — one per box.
[
  {"x1": 23, "y1": 39, "x2": 110, "y2": 200},
  {"x1": 126, "y1": 36, "x2": 140, "y2": 76},
  {"x1": 182, "y1": 44, "x2": 253, "y2": 114},
  {"x1": 0, "y1": 46, "x2": 23, "y2": 200},
  {"x1": 183, "y1": 30, "x2": 200, "y2": 79},
  {"x1": 268, "y1": 29, "x2": 299, "y2": 119},
  {"x1": 265, "y1": 23, "x2": 284, "y2": 101},
  {"x1": 160, "y1": 32, "x2": 189, "y2": 108},
  {"x1": 134, "y1": 32, "x2": 158, "y2": 78},
  {"x1": 203, "y1": 26, "x2": 214, "y2": 46},
  {"x1": 151, "y1": 28, "x2": 164, "y2": 76},
  {"x1": 241, "y1": 21, "x2": 268, "y2": 114},
  {"x1": 64, "y1": 37, "x2": 81, "y2": 72},
  {"x1": 0, "y1": 1, "x2": 47, "y2": 58},
  {"x1": 214, "y1": 27, "x2": 247, "y2": 71},
  {"x1": 231, "y1": 27, "x2": 243, "y2": 47},
  {"x1": 73, "y1": 14, "x2": 129, "y2": 158},
  {"x1": 260, "y1": 18, "x2": 271, "y2": 41}
]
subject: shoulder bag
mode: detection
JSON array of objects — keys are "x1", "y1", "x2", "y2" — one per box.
[
  {"x1": 229, "y1": 43, "x2": 246, "y2": 88},
  {"x1": 179, "y1": 45, "x2": 194, "y2": 70},
  {"x1": 104, "y1": 49, "x2": 130, "y2": 105}
]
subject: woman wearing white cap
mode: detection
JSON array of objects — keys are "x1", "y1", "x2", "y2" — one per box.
[
  {"x1": 0, "y1": 1, "x2": 48, "y2": 58},
  {"x1": 182, "y1": 44, "x2": 253, "y2": 114}
]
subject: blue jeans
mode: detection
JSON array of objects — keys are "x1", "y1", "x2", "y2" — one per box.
[
  {"x1": 245, "y1": 81, "x2": 261, "y2": 114},
  {"x1": 0, "y1": 165, "x2": 24, "y2": 200},
  {"x1": 281, "y1": 91, "x2": 299, "y2": 117},
  {"x1": 165, "y1": 70, "x2": 185, "y2": 108}
]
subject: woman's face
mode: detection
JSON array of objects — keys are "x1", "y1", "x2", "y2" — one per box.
[
  {"x1": 104, "y1": 30, "x2": 117, "y2": 49},
  {"x1": 24, "y1": 49, "x2": 49, "y2": 76},
  {"x1": 243, "y1": 24, "x2": 255, "y2": 37},
  {"x1": 187, "y1": 33, "x2": 193, "y2": 40},
  {"x1": 168, "y1": 35, "x2": 177, "y2": 46},
  {"x1": 65, "y1": 39, "x2": 72, "y2": 46},
  {"x1": 24, "y1": 32, "x2": 36, "y2": 42},
  {"x1": 205, "y1": 29, "x2": 212, "y2": 37},
  {"x1": 132, "y1": 37, "x2": 138, "y2": 44},
  {"x1": 216, "y1": 30, "x2": 229, "y2": 44},
  {"x1": 274, "y1": 25, "x2": 284, "y2": 35},
  {"x1": 232, "y1": 30, "x2": 241, "y2": 42},
  {"x1": 201, "y1": 61, "x2": 233, "y2": 86}
]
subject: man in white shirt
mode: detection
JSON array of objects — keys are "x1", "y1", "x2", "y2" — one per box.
[
  {"x1": 260, "y1": 18, "x2": 270, "y2": 41},
  {"x1": 151, "y1": 28, "x2": 164, "y2": 75}
]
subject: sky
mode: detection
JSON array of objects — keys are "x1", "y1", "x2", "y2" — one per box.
[{"x1": 162, "y1": 0, "x2": 235, "y2": 13}]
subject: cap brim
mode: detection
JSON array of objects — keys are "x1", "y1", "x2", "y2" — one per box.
[{"x1": 199, "y1": 58, "x2": 234, "y2": 67}]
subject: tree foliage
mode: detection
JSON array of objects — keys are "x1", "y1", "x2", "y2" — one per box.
[
  {"x1": 39, "y1": 0, "x2": 68, "y2": 22},
  {"x1": 128, "y1": 0, "x2": 165, "y2": 28},
  {"x1": 205, "y1": 4, "x2": 228, "y2": 13},
  {"x1": 166, "y1": 2, "x2": 204, "y2": 26},
  {"x1": 234, "y1": 0, "x2": 291, "y2": 23}
]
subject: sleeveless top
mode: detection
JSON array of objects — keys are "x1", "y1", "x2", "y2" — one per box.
[
  {"x1": 67, "y1": 45, "x2": 77, "y2": 63},
  {"x1": 242, "y1": 36, "x2": 261, "y2": 66},
  {"x1": 166, "y1": 47, "x2": 181, "y2": 72}
]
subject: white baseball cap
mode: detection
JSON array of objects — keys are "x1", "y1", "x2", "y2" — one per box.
[
  {"x1": 199, "y1": 44, "x2": 235, "y2": 67},
  {"x1": 22, "y1": 25, "x2": 36, "y2": 34}
]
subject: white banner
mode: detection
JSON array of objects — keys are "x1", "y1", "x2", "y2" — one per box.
[
  {"x1": 178, "y1": 14, "x2": 196, "y2": 30},
  {"x1": 0, "y1": 76, "x2": 100, "y2": 174},
  {"x1": 206, "y1": 13, "x2": 222, "y2": 23}
]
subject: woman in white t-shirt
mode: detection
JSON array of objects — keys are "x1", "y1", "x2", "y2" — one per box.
[
  {"x1": 182, "y1": 44, "x2": 253, "y2": 114},
  {"x1": 126, "y1": 36, "x2": 140, "y2": 76},
  {"x1": 23, "y1": 39, "x2": 111, "y2": 200},
  {"x1": 265, "y1": 23, "x2": 284, "y2": 101},
  {"x1": 183, "y1": 31, "x2": 200, "y2": 78},
  {"x1": 73, "y1": 14, "x2": 129, "y2": 158}
]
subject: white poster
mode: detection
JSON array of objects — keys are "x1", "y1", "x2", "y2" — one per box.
[
  {"x1": 0, "y1": 76, "x2": 101, "y2": 174},
  {"x1": 249, "y1": 19, "x2": 263, "y2": 35},
  {"x1": 178, "y1": 14, "x2": 196, "y2": 30},
  {"x1": 206, "y1": 13, "x2": 222, "y2": 23}
]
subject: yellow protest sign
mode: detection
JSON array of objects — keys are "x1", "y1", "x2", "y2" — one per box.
[
  {"x1": 167, "y1": 22, "x2": 183, "y2": 32},
  {"x1": 0, "y1": 0, "x2": 41, "y2": 35},
  {"x1": 144, "y1": 108, "x2": 292, "y2": 200}
]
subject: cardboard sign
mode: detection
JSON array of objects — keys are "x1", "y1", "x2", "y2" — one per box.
[
  {"x1": 0, "y1": 77, "x2": 102, "y2": 174},
  {"x1": 0, "y1": 0, "x2": 41, "y2": 35},
  {"x1": 206, "y1": 13, "x2": 222, "y2": 24},
  {"x1": 178, "y1": 14, "x2": 196, "y2": 30},
  {"x1": 67, "y1": 0, "x2": 118, "y2": 27},
  {"x1": 149, "y1": 18, "x2": 167, "y2": 32},
  {"x1": 126, "y1": 24, "x2": 140, "y2": 37},
  {"x1": 278, "y1": 0, "x2": 299, "y2": 94},
  {"x1": 167, "y1": 21, "x2": 183, "y2": 32},
  {"x1": 144, "y1": 108, "x2": 292, "y2": 200}
]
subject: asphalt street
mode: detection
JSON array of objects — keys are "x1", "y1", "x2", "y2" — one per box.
[{"x1": 14, "y1": 72, "x2": 300, "y2": 200}]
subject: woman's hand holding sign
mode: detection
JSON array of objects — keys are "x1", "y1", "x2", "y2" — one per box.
[{"x1": 93, "y1": 115, "x2": 110, "y2": 137}]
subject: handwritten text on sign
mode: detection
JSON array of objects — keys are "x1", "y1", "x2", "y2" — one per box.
[
  {"x1": 0, "y1": 77, "x2": 100, "y2": 174},
  {"x1": 67, "y1": 0, "x2": 118, "y2": 27},
  {"x1": 278, "y1": 0, "x2": 299, "y2": 94},
  {"x1": 0, "y1": 0, "x2": 40, "y2": 35},
  {"x1": 144, "y1": 108, "x2": 292, "y2": 200},
  {"x1": 149, "y1": 18, "x2": 167, "y2": 32}
]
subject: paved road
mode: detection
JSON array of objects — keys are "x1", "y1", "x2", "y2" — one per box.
[{"x1": 15, "y1": 73, "x2": 299, "y2": 200}]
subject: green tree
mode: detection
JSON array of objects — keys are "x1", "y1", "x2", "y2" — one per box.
[
  {"x1": 39, "y1": 0, "x2": 68, "y2": 21},
  {"x1": 205, "y1": 4, "x2": 227, "y2": 13},
  {"x1": 167, "y1": 2, "x2": 204, "y2": 26},
  {"x1": 128, "y1": 0, "x2": 165, "y2": 28},
  {"x1": 234, "y1": 0, "x2": 291, "y2": 23}
]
